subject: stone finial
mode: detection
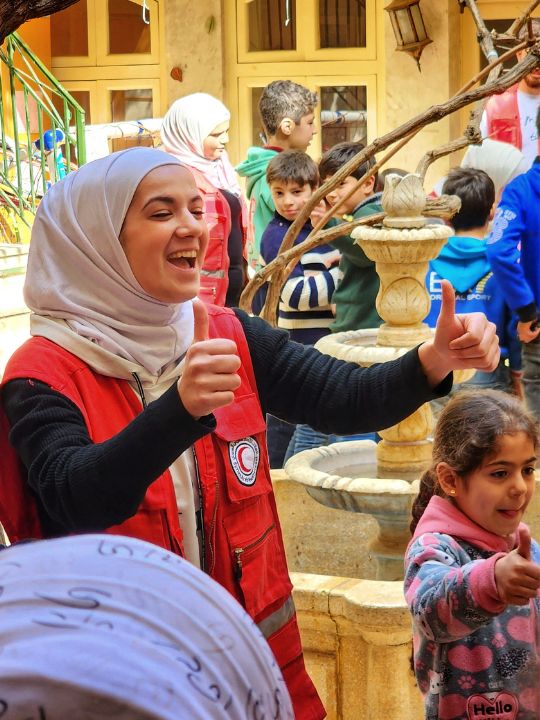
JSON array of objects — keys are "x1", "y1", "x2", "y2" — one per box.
[{"x1": 382, "y1": 173, "x2": 427, "y2": 228}]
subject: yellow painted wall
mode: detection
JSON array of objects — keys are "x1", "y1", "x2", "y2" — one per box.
[
  {"x1": 163, "y1": 0, "x2": 225, "y2": 105},
  {"x1": 17, "y1": 18, "x2": 52, "y2": 69}
]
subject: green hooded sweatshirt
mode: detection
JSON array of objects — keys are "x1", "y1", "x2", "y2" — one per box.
[{"x1": 236, "y1": 146, "x2": 279, "y2": 268}]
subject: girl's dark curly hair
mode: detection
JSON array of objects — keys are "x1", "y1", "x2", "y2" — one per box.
[{"x1": 410, "y1": 389, "x2": 539, "y2": 535}]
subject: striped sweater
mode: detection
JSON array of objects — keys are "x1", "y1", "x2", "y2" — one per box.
[{"x1": 255, "y1": 212, "x2": 341, "y2": 344}]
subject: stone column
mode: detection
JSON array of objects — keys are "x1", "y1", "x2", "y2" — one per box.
[{"x1": 354, "y1": 174, "x2": 451, "y2": 479}]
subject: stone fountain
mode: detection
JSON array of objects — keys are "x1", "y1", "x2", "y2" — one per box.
[{"x1": 285, "y1": 173, "x2": 465, "y2": 581}]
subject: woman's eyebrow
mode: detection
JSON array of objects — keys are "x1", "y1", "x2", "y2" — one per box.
[
  {"x1": 142, "y1": 192, "x2": 204, "y2": 209},
  {"x1": 142, "y1": 195, "x2": 175, "y2": 209}
]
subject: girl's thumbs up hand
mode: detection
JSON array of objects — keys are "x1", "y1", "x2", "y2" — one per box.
[
  {"x1": 178, "y1": 300, "x2": 241, "y2": 419},
  {"x1": 418, "y1": 280, "x2": 500, "y2": 388},
  {"x1": 495, "y1": 528, "x2": 540, "y2": 606}
]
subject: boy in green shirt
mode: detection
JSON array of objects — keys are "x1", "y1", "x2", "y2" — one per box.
[
  {"x1": 318, "y1": 141, "x2": 383, "y2": 332},
  {"x1": 236, "y1": 80, "x2": 318, "y2": 269},
  {"x1": 285, "y1": 143, "x2": 384, "y2": 461}
]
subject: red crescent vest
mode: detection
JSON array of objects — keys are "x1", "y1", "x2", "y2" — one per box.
[
  {"x1": 485, "y1": 82, "x2": 540, "y2": 156},
  {"x1": 0, "y1": 305, "x2": 324, "y2": 720},
  {"x1": 191, "y1": 167, "x2": 248, "y2": 307}
]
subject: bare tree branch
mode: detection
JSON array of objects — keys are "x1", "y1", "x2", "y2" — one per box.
[
  {"x1": 0, "y1": 0, "x2": 81, "y2": 44},
  {"x1": 416, "y1": 38, "x2": 528, "y2": 177},
  {"x1": 460, "y1": 0, "x2": 499, "y2": 63},
  {"x1": 508, "y1": 0, "x2": 540, "y2": 36}
]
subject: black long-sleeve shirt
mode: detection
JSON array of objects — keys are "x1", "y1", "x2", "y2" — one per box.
[{"x1": 2, "y1": 309, "x2": 451, "y2": 535}]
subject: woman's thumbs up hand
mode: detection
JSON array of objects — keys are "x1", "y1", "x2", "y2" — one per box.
[
  {"x1": 418, "y1": 280, "x2": 500, "y2": 388},
  {"x1": 178, "y1": 300, "x2": 241, "y2": 419}
]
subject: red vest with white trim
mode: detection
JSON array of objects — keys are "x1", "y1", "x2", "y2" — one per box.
[
  {"x1": 485, "y1": 83, "x2": 523, "y2": 149},
  {"x1": 190, "y1": 167, "x2": 248, "y2": 307},
  {"x1": 0, "y1": 305, "x2": 324, "y2": 720}
]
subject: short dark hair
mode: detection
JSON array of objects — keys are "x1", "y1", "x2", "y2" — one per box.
[
  {"x1": 537, "y1": 105, "x2": 540, "y2": 136},
  {"x1": 442, "y1": 167, "x2": 495, "y2": 231},
  {"x1": 318, "y1": 141, "x2": 378, "y2": 186},
  {"x1": 259, "y1": 81, "x2": 318, "y2": 136},
  {"x1": 266, "y1": 150, "x2": 318, "y2": 190}
]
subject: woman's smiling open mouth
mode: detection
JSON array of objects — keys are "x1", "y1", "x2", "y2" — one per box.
[{"x1": 167, "y1": 250, "x2": 197, "y2": 269}]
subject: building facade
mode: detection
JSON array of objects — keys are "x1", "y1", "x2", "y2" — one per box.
[{"x1": 17, "y1": 0, "x2": 540, "y2": 182}]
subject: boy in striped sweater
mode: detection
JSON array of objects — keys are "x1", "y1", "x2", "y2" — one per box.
[
  {"x1": 255, "y1": 150, "x2": 341, "y2": 344},
  {"x1": 254, "y1": 150, "x2": 341, "y2": 467}
]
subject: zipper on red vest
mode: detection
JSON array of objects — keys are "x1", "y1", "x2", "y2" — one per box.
[
  {"x1": 131, "y1": 372, "x2": 147, "y2": 408},
  {"x1": 191, "y1": 447, "x2": 207, "y2": 572},
  {"x1": 233, "y1": 523, "x2": 276, "y2": 580}
]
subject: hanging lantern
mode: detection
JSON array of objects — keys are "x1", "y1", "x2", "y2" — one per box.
[{"x1": 384, "y1": 0, "x2": 432, "y2": 70}]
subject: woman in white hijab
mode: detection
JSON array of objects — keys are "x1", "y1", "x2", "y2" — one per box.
[
  {"x1": 0, "y1": 146, "x2": 499, "y2": 720},
  {"x1": 431, "y1": 138, "x2": 528, "y2": 200},
  {"x1": 161, "y1": 93, "x2": 248, "y2": 307},
  {"x1": 0, "y1": 533, "x2": 293, "y2": 719},
  {"x1": 460, "y1": 138, "x2": 528, "y2": 202}
]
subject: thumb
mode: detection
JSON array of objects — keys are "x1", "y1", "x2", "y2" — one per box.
[
  {"x1": 192, "y1": 299, "x2": 209, "y2": 343},
  {"x1": 517, "y1": 527, "x2": 532, "y2": 560},
  {"x1": 437, "y1": 279, "x2": 456, "y2": 325}
]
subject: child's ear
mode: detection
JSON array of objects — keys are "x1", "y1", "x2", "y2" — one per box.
[
  {"x1": 279, "y1": 118, "x2": 295, "y2": 137},
  {"x1": 436, "y1": 462, "x2": 459, "y2": 497},
  {"x1": 488, "y1": 203, "x2": 495, "y2": 222},
  {"x1": 361, "y1": 175, "x2": 376, "y2": 194}
]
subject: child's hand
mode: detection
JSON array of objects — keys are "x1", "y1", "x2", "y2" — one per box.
[
  {"x1": 310, "y1": 200, "x2": 329, "y2": 228},
  {"x1": 178, "y1": 300, "x2": 241, "y2": 418},
  {"x1": 494, "y1": 528, "x2": 540, "y2": 605},
  {"x1": 517, "y1": 320, "x2": 540, "y2": 344},
  {"x1": 322, "y1": 249, "x2": 341, "y2": 270}
]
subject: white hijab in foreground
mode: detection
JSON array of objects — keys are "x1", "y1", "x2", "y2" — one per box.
[
  {"x1": 161, "y1": 92, "x2": 241, "y2": 195},
  {"x1": 24, "y1": 147, "x2": 194, "y2": 377},
  {"x1": 0, "y1": 534, "x2": 293, "y2": 719}
]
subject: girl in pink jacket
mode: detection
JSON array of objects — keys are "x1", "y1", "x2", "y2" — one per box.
[{"x1": 405, "y1": 390, "x2": 540, "y2": 720}]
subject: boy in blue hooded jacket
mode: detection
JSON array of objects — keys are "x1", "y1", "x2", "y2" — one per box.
[
  {"x1": 486, "y1": 103, "x2": 540, "y2": 417},
  {"x1": 426, "y1": 167, "x2": 521, "y2": 394}
]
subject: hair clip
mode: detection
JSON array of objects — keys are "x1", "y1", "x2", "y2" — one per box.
[{"x1": 342, "y1": 214, "x2": 354, "y2": 223}]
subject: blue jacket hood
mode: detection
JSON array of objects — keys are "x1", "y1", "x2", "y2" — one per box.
[{"x1": 432, "y1": 236, "x2": 491, "y2": 294}]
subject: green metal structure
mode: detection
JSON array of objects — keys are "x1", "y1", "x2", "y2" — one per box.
[{"x1": 0, "y1": 32, "x2": 86, "y2": 243}]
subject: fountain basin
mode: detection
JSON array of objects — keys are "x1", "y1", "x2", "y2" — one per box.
[{"x1": 285, "y1": 441, "x2": 418, "y2": 580}]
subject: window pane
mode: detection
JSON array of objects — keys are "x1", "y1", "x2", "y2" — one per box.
[
  {"x1": 110, "y1": 88, "x2": 153, "y2": 122},
  {"x1": 51, "y1": 0, "x2": 89, "y2": 57},
  {"x1": 319, "y1": 0, "x2": 366, "y2": 49},
  {"x1": 70, "y1": 91, "x2": 92, "y2": 125},
  {"x1": 410, "y1": 5, "x2": 427, "y2": 42},
  {"x1": 52, "y1": 90, "x2": 92, "y2": 126},
  {"x1": 110, "y1": 88, "x2": 154, "y2": 151},
  {"x1": 248, "y1": 0, "x2": 296, "y2": 52},
  {"x1": 395, "y1": 9, "x2": 416, "y2": 45},
  {"x1": 250, "y1": 87, "x2": 266, "y2": 146},
  {"x1": 108, "y1": 0, "x2": 151, "y2": 55},
  {"x1": 320, "y1": 86, "x2": 367, "y2": 152}
]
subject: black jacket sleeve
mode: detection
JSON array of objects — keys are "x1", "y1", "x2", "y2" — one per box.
[
  {"x1": 234, "y1": 309, "x2": 451, "y2": 434},
  {"x1": 2, "y1": 378, "x2": 215, "y2": 533}
]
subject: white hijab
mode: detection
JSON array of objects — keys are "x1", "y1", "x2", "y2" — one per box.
[
  {"x1": 24, "y1": 147, "x2": 195, "y2": 378},
  {"x1": 0, "y1": 534, "x2": 294, "y2": 719},
  {"x1": 461, "y1": 138, "x2": 528, "y2": 197},
  {"x1": 161, "y1": 93, "x2": 241, "y2": 195}
]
